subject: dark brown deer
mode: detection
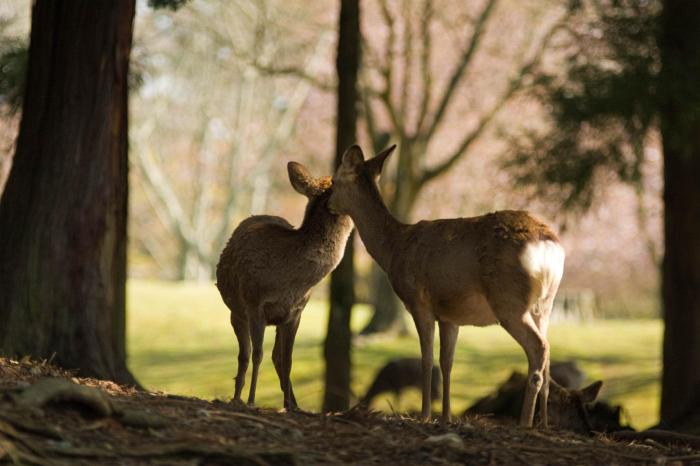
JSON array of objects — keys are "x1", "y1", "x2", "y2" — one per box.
[
  {"x1": 216, "y1": 162, "x2": 353, "y2": 410},
  {"x1": 328, "y1": 145, "x2": 565, "y2": 427},
  {"x1": 361, "y1": 357, "x2": 441, "y2": 408},
  {"x1": 465, "y1": 372, "x2": 626, "y2": 434}
]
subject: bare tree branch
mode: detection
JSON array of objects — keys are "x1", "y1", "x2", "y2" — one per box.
[
  {"x1": 249, "y1": 62, "x2": 335, "y2": 91},
  {"x1": 421, "y1": 0, "x2": 499, "y2": 140},
  {"x1": 399, "y1": 0, "x2": 414, "y2": 126},
  {"x1": 132, "y1": 146, "x2": 210, "y2": 264},
  {"x1": 361, "y1": 86, "x2": 380, "y2": 147},
  {"x1": 133, "y1": 176, "x2": 180, "y2": 275},
  {"x1": 375, "y1": 0, "x2": 404, "y2": 135},
  {"x1": 414, "y1": 0, "x2": 433, "y2": 136},
  {"x1": 420, "y1": 17, "x2": 565, "y2": 185}
]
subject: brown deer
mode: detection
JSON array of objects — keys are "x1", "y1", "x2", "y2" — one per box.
[
  {"x1": 328, "y1": 145, "x2": 565, "y2": 427},
  {"x1": 465, "y1": 372, "x2": 613, "y2": 434},
  {"x1": 216, "y1": 162, "x2": 353, "y2": 410},
  {"x1": 360, "y1": 357, "x2": 441, "y2": 408}
]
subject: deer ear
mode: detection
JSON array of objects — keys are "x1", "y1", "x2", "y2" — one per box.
[
  {"x1": 366, "y1": 144, "x2": 396, "y2": 179},
  {"x1": 288, "y1": 161, "x2": 317, "y2": 197},
  {"x1": 341, "y1": 145, "x2": 365, "y2": 171},
  {"x1": 579, "y1": 380, "x2": 603, "y2": 403}
]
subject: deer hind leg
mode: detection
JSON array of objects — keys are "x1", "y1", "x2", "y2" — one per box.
[
  {"x1": 500, "y1": 311, "x2": 549, "y2": 428},
  {"x1": 273, "y1": 315, "x2": 301, "y2": 410},
  {"x1": 438, "y1": 320, "x2": 459, "y2": 424},
  {"x1": 412, "y1": 313, "x2": 435, "y2": 421},
  {"x1": 247, "y1": 318, "x2": 266, "y2": 406},
  {"x1": 534, "y1": 299, "x2": 554, "y2": 428},
  {"x1": 231, "y1": 314, "x2": 250, "y2": 403}
]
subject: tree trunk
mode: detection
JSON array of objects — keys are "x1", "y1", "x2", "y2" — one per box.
[
  {"x1": 360, "y1": 265, "x2": 407, "y2": 335},
  {"x1": 0, "y1": 0, "x2": 137, "y2": 385},
  {"x1": 658, "y1": 0, "x2": 700, "y2": 428},
  {"x1": 323, "y1": 0, "x2": 361, "y2": 412}
]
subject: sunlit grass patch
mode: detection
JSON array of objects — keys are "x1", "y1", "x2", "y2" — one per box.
[{"x1": 127, "y1": 279, "x2": 661, "y2": 429}]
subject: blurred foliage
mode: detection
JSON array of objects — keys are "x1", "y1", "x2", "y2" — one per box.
[
  {"x1": 0, "y1": 20, "x2": 27, "y2": 115},
  {"x1": 0, "y1": 0, "x2": 189, "y2": 115},
  {"x1": 505, "y1": 0, "x2": 661, "y2": 210}
]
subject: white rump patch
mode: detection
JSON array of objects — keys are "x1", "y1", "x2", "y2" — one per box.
[{"x1": 520, "y1": 240, "x2": 565, "y2": 301}]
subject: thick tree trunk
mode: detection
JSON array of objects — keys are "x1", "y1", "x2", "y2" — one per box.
[
  {"x1": 360, "y1": 265, "x2": 407, "y2": 335},
  {"x1": 658, "y1": 0, "x2": 700, "y2": 428},
  {"x1": 0, "y1": 1, "x2": 137, "y2": 384},
  {"x1": 323, "y1": 0, "x2": 360, "y2": 412}
]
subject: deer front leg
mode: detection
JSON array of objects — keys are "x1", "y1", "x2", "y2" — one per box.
[
  {"x1": 414, "y1": 314, "x2": 435, "y2": 421},
  {"x1": 438, "y1": 321, "x2": 459, "y2": 425}
]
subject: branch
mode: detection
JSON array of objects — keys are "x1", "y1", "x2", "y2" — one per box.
[
  {"x1": 421, "y1": 0, "x2": 499, "y2": 139},
  {"x1": 210, "y1": 32, "x2": 333, "y2": 254},
  {"x1": 228, "y1": 28, "x2": 336, "y2": 92},
  {"x1": 250, "y1": 62, "x2": 335, "y2": 91},
  {"x1": 414, "y1": 0, "x2": 433, "y2": 135},
  {"x1": 360, "y1": 81, "x2": 380, "y2": 148},
  {"x1": 375, "y1": 0, "x2": 404, "y2": 134},
  {"x1": 420, "y1": 16, "x2": 564, "y2": 185},
  {"x1": 131, "y1": 147, "x2": 210, "y2": 265},
  {"x1": 208, "y1": 67, "x2": 258, "y2": 257},
  {"x1": 399, "y1": 0, "x2": 414, "y2": 124}
]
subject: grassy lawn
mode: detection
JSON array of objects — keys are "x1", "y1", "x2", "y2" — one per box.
[{"x1": 127, "y1": 279, "x2": 662, "y2": 429}]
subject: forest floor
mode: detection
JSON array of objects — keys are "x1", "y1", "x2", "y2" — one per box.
[{"x1": 1, "y1": 358, "x2": 698, "y2": 466}]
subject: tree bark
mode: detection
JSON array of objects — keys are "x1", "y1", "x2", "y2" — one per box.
[
  {"x1": 323, "y1": 0, "x2": 361, "y2": 412},
  {"x1": 658, "y1": 0, "x2": 700, "y2": 428},
  {"x1": 0, "y1": 0, "x2": 137, "y2": 384},
  {"x1": 360, "y1": 265, "x2": 407, "y2": 335}
]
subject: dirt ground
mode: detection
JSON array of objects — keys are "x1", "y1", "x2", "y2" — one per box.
[{"x1": 0, "y1": 358, "x2": 698, "y2": 465}]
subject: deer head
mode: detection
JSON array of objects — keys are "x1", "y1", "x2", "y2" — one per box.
[
  {"x1": 328, "y1": 144, "x2": 396, "y2": 216},
  {"x1": 548, "y1": 380, "x2": 605, "y2": 432}
]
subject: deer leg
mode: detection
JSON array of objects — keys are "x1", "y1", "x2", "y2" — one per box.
[
  {"x1": 413, "y1": 315, "x2": 435, "y2": 421},
  {"x1": 272, "y1": 327, "x2": 286, "y2": 406},
  {"x1": 279, "y1": 315, "x2": 301, "y2": 410},
  {"x1": 247, "y1": 319, "x2": 265, "y2": 406},
  {"x1": 501, "y1": 313, "x2": 549, "y2": 428},
  {"x1": 438, "y1": 321, "x2": 459, "y2": 425},
  {"x1": 231, "y1": 315, "x2": 250, "y2": 403}
]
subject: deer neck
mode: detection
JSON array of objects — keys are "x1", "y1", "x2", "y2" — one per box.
[
  {"x1": 347, "y1": 183, "x2": 404, "y2": 271},
  {"x1": 299, "y1": 199, "x2": 353, "y2": 253}
]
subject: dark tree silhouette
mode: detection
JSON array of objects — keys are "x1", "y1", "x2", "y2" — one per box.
[
  {"x1": 323, "y1": 0, "x2": 361, "y2": 412},
  {"x1": 0, "y1": 0, "x2": 137, "y2": 384},
  {"x1": 506, "y1": 0, "x2": 700, "y2": 430},
  {"x1": 657, "y1": 0, "x2": 700, "y2": 429}
]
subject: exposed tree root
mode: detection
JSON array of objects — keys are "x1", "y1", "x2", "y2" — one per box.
[{"x1": 13, "y1": 378, "x2": 113, "y2": 417}]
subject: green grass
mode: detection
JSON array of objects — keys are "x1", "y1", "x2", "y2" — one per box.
[{"x1": 127, "y1": 279, "x2": 662, "y2": 429}]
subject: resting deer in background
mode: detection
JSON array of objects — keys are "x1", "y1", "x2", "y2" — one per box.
[
  {"x1": 360, "y1": 357, "x2": 441, "y2": 408},
  {"x1": 216, "y1": 162, "x2": 353, "y2": 410},
  {"x1": 328, "y1": 145, "x2": 565, "y2": 427}
]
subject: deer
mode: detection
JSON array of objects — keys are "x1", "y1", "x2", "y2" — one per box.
[
  {"x1": 360, "y1": 357, "x2": 441, "y2": 408},
  {"x1": 216, "y1": 162, "x2": 353, "y2": 410},
  {"x1": 465, "y1": 372, "x2": 612, "y2": 434},
  {"x1": 328, "y1": 144, "x2": 565, "y2": 427}
]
